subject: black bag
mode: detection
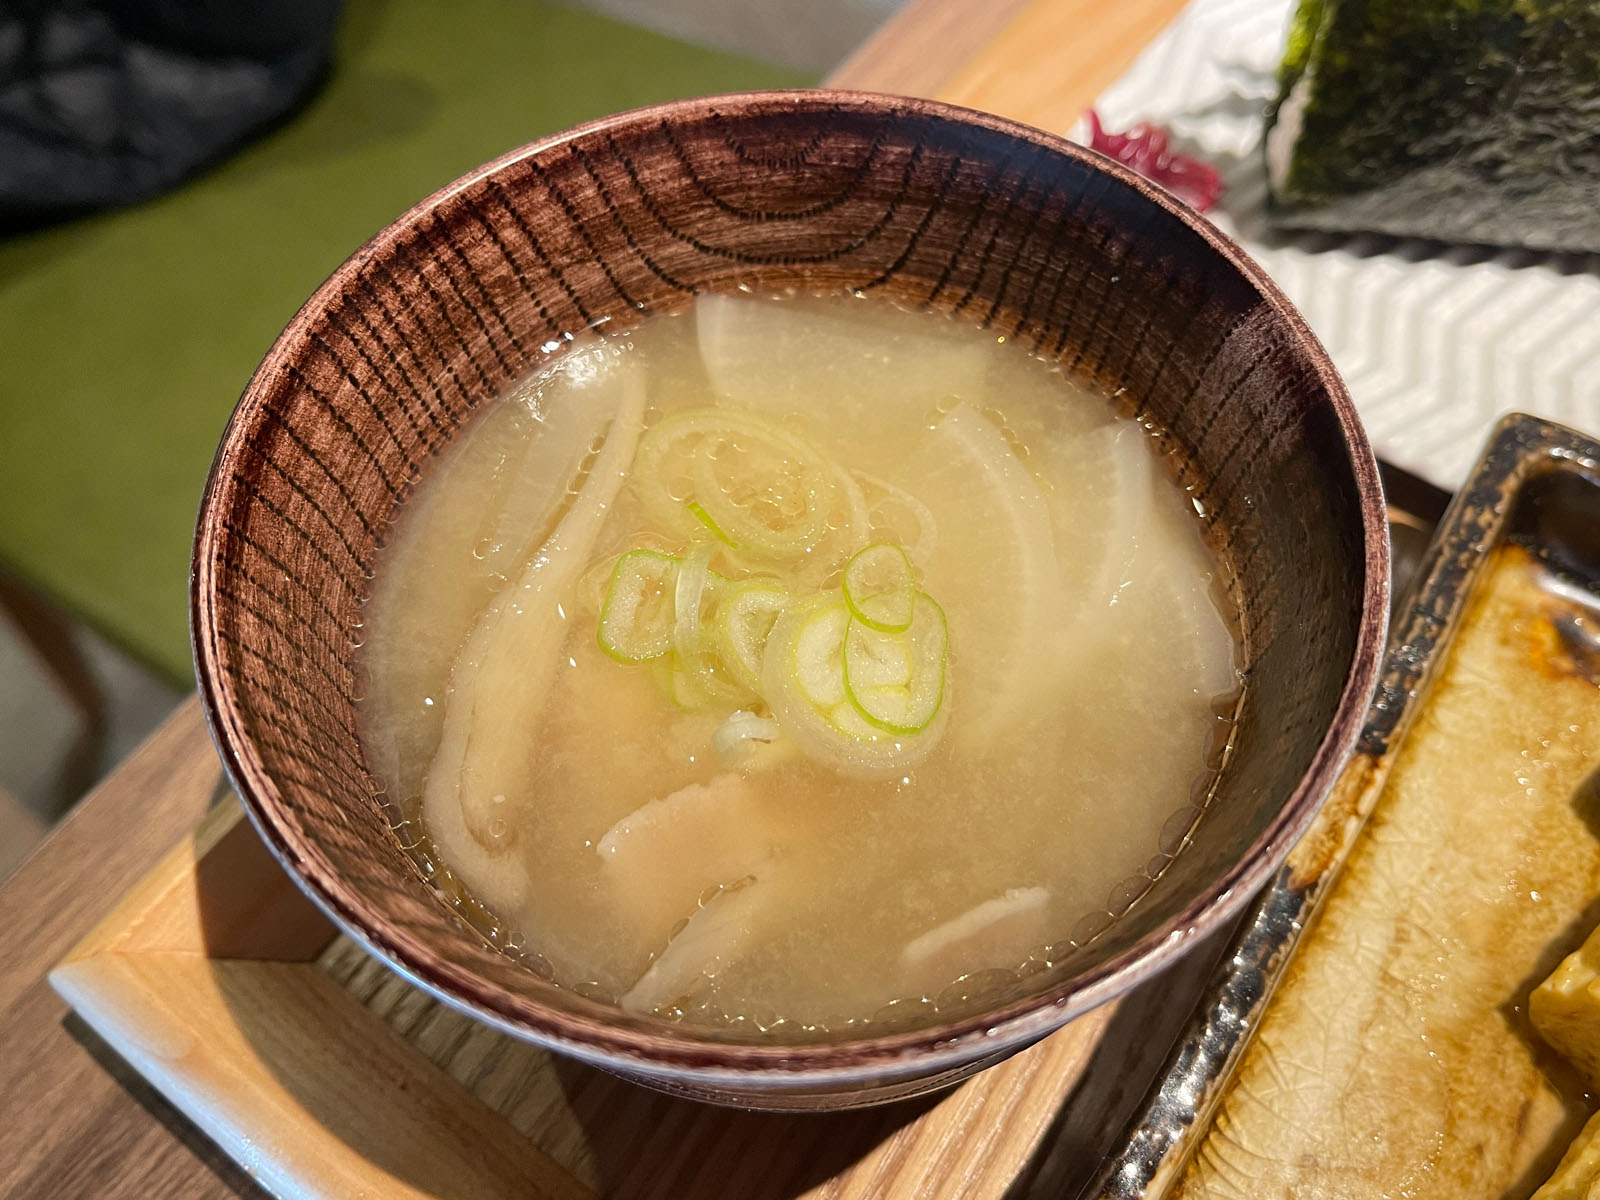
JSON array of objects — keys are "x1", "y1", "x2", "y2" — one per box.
[{"x1": 0, "y1": 0, "x2": 341, "y2": 229}]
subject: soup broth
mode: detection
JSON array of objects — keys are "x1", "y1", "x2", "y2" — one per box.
[{"x1": 359, "y1": 291, "x2": 1240, "y2": 1035}]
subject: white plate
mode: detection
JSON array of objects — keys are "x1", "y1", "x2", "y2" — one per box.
[{"x1": 1081, "y1": 0, "x2": 1600, "y2": 488}]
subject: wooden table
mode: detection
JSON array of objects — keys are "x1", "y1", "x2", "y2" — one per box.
[{"x1": 0, "y1": 1, "x2": 1188, "y2": 1195}]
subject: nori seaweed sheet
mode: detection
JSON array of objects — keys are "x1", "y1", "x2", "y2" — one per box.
[{"x1": 1265, "y1": 0, "x2": 1600, "y2": 253}]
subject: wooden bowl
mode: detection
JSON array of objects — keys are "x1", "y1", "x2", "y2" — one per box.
[{"x1": 192, "y1": 91, "x2": 1388, "y2": 1109}]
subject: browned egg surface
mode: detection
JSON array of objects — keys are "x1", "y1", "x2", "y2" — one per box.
[{"x1": 1181, "y1": 543, "x2": 1600, "y2": 1199}]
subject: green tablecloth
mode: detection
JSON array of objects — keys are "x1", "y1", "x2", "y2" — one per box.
[{"x1": 0, "y1": 0, "x2": 805, "y2": 684}]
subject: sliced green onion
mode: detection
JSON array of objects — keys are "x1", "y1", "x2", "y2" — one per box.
[
  {"x1": 853, "y1": 469, "x2": 938, "y2": 565},
  {"x1": 714, "y1": 581, "x2": 789, "y2": 694},
  {"x1": 825, "y1": 700, "x2": 893, "y2": 742},
  {"x1": 760, "y1": 593, "x2": 949, "y2": 777},
  {"x1": 660, "y1": 548, "x2": 749, "y2": 710},
  {"x1": 842, "y1": 542, "x2": 915, "y2": 633},
  {"x1": 597, "y1": 550, "x2": 678, "y2": 663},
  {"x1": 690, "y1": 451, "x2": 834, "y2": 560},
  {"x1": 599, "y1": 405, "x2": 954, "y2": 768},
  {"x1": 650, "y1": 648, "x2": 754, "y2": 711},
  {"x1": 842, "y1": 619, "x2": 912, "y2": 688},
  {"x1": 687, "y1": 498, "x2": 740, "y2": 548},
  {"x1": 633, "y1": 407, "x2": 838, "y2": 559},
  {"x1": 669, "y1": 659, "x2": 752, "y2": 709},
  {"x1": 791, "y1": 600, "x2": 848, "y2": 710},
  {"x1": 843, "y1": 593, "x2": 948, "y2": 734},
  {"x1": 673, "y1": 545, "x2": 715, "y2": 665}
]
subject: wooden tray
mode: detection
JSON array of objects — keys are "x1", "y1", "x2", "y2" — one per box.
[
  {"x1": 48, "y1": 796, "x2": 1121, "y2": 1199},
  {"x1": 36, "y1": 4, "x2": 1214, "y2": 1196},
  {"x1": 43, "y1": 446, "x2": 1453, "y2": 1200}
]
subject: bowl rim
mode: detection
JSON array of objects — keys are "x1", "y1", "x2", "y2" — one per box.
[{"x1": 192, "y1": 87, "x2": 1390, "y2": 1087}]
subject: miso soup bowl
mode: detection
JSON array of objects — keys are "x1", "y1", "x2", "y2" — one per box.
[{"x1": 193, "y1": 91, "x2": 1388, "y2": 1109}]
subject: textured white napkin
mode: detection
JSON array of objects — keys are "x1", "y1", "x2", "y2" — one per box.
[{"x1": 1079, "y1": 0, "x2": 1600, "y2": 487}]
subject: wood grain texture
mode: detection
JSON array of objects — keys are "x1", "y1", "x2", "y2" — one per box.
[
  {"x1": 827, "y1": 0, "x2": 1033, "y2": 96},
  {"x1": 830, "y1": 0, "x2": 1189, "y2": 129},
  {"x1": 935, "y1": 0, "x2": 1191, "y2": 133},
  {"x1": 0, "y1": 3, "x2": 1105, "y2": 1188},
  {"x1": 327, "y1": 930, "x2": 1115, "y2": 1198},
  {"x1": 52, "y1": 954, "x2": 589, "y2": 1200},
  {"x1": 0, "y1": 700, "x2": 264, "y2": 1200},
  {"x1": 52, "y1": 788, "x2": 1115, "y2": 1199},
  {"x1": 59, "y1": 795, "x2": 333, "y2": 966}
]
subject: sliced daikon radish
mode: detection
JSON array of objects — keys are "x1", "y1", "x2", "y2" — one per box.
[
  {"x1": 362, "y1": 394, "x2": 564, "y2": 796},
  {"x1": 1068, "y1": 421, "x2": 1155, "y2": 615},
  {"x1": 695, "y1": 292, "x2": 988, "y2": 459},
  {"x1": 1114, "y1": 525, "x2": 1239, "y2": 704},
  {"x1": 893, "y1": 403, "x2": 1059, "y2": 748},
  {"x1": 481, "y1": 345, "x2": 624, "y2": 580}
]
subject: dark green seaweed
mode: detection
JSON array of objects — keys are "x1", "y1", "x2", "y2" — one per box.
[{"x1": 1265, "y1": 0, "x2": 1600, "y2": 253}]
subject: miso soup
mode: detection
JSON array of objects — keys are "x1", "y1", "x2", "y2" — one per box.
[{"x1": 358, "y1": 291, "x2": 1240, "y2": 1035}]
